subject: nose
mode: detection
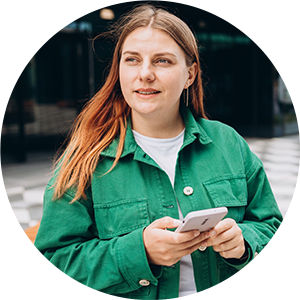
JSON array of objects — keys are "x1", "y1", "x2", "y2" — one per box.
[{"x1": 138, "y1": 61, "x2": 155, "y2": 82}]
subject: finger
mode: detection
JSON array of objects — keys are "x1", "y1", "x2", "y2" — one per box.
[
  {"x1": 212, "y1": 218, "x2": 236, "y2": 236},
  {"x1": 180, "y1": 238, "x2": 210, "y2": 256},
  {"x1": 177, "y1": 231, "x2": 211, "y2": 249},
  {"x1": 170, "y1": 230, "x2": 202, "y2": 245},
  {"x1": 149, "y1": 216, "x2": 182, "y2": 230},
  {"x1": 213, "y1": 234, "x2": 244, "y2": 253},
  {"x1": 219, "y1": 245, "x2": 246, "y2": 259},
  {"x1": 204, "y1": 225, "x2": 238, "y2": 247}
]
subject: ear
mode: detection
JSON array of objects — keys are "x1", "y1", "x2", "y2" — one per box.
[{"x1": 186, "y1": 62, "x2": 198, "y2": 88}]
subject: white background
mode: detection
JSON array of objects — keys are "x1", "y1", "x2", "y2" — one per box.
[{"x1": 0, "y1": 0, "x2": 299, "y2": 299}]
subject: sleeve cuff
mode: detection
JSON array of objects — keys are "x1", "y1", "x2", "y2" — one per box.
[
  {"x1": 116, "y1": 227, "x2": 161, "y2": 290},
  {"x1": 222, "y1": 241, "x2": 251, "y2": 270}
]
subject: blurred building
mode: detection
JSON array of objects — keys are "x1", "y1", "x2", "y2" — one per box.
[{"x1": 1, "y1": 1, "x2": 297, "y2": 163}]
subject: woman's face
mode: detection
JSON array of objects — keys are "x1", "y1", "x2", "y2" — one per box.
[{"x1": 119, "y1": 27, "x2": 195, "y2": 122}]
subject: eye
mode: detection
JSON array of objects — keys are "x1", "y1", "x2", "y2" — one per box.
[
  {"x1": 155, "y1": 58, "x2": 172, "y2": 65},
  {"x1": 124, "y1": 57, "x2": 139, "y2": 64}
]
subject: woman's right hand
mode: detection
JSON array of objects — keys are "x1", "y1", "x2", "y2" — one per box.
[{"x1": 143, "y1": 216, "x2": 210, "y2": 266}]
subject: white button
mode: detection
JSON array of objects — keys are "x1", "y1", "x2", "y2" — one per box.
[
  {"x1": 199, "y1": 245, "x2": 207, "y2": 251},
  {"x1": 183, "y1": 186, "x2": 193, "y2": 196},
  {"x1": 139, "y1": 279, "x2": 150, "y2": 286}
]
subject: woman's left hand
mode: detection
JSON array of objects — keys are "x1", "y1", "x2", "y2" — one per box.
[{"x1": 200, "y1": 218, "x2": 246, "y2": 260}]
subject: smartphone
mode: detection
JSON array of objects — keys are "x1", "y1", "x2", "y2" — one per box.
[{"x1": 175, "y1": 207, "x2": 228, "y2": 233}]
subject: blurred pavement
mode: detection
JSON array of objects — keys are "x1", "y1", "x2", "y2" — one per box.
[{"x1": 2, "y1": 135, "x2": 299, "y2": 230}]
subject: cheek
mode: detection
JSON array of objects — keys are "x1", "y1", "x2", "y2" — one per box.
[
  {"x1": 119, "y1": 66, "x2": 136, "y2": 90},
  {"x1": 119, "y1": 68, "x2": 129, "y2": 94},
  {"x1": 119, "y1": 66, "x2": 126, "y2": 86},
  {"x1": 119, "y1": 68, "x2": 136, "y2": 107},
  {"x1": 163, "y1": 72, "x2": 186, "y2": 94},
  {"x1": 163, "y1": 66, "x2": 187, "y2": 85}
]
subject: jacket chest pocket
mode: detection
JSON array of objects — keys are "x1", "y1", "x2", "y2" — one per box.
[
  {"x1": 94, "y1": 198, "x2": 150, "y2": 239},
  {"x1": 203, "y1": 175, "x2": 247, "y2": 222}
]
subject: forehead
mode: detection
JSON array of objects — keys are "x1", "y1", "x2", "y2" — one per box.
[{"x1": 121, "y1": 27, "x2": 185, "y2": 56}]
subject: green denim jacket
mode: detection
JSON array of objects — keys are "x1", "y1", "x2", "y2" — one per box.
[{"x1": 35, "y1": 108, "x2": 282, "y2": 299}]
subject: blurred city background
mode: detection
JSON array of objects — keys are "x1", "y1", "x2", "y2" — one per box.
[{"x1": 1, "y1": 1, "x2": 299, "y2": 231}]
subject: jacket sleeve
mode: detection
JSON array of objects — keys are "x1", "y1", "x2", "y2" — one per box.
[
  {"x1": 34, "y1": 183, "x2": 160, "y2": 294},
  {"x1": 223, "y1": 133, "x2": 283, "y2": 270}
]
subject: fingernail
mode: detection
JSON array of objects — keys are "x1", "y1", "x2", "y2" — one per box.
[
  {"x1": 194, "y1": 231, "x2": 200, "y2": 237},
  {"x1": 173, "y1": 220, "x2": 182, "y2": 227},
  {"x1": 210, "y1": 230, "x2": 216, "y2": 237}
]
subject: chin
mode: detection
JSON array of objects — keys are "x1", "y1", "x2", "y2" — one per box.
[{"x1": 132, "y1": 103, "x2": 161, "y2": 116}]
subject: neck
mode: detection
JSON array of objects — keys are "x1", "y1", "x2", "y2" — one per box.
[{"x1": 131, "y1": 109, "x2": 185, "y2": 138}]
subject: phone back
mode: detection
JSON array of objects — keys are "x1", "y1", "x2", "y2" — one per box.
[{"x1": 177, "y1": 207, "x2": 228, "y2": 233}]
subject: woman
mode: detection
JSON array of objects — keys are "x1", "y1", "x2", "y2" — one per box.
[{"x1": 35, "y1": 4, "x2": 282, "y2": 299}]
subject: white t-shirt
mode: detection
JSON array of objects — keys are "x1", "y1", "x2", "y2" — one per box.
[{"x1": 133, "y1": 129, "x2": 197, "y2": 297}]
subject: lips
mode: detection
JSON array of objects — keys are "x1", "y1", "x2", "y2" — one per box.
[{"x1": 134, "y1": 88, "x2": 161, "y2": 95}]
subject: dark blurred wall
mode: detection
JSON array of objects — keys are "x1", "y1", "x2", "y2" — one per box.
[{"x1": 1, "y1": 1, "x2": 297, "y2": 162}]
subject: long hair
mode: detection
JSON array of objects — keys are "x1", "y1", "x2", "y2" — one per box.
[{"x1": 53, "y1": 4, "x2": 207, "y2": 202}]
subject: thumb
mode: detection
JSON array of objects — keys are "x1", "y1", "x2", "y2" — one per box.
[{"x1": 150, "y1": 216, "x2": 182, "y2": 229}]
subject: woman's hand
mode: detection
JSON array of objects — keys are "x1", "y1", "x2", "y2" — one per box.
[
  {"x1": 200, "y1": 218, "x2": 246, "y2": 260},
  {"x1": 143, "y1": 216, "x2": 210, "y2": 266}
]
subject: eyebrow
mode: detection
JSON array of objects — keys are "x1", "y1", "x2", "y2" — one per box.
[{"x1": 122, "y1": 51, "x2": 177, "y2": 58}]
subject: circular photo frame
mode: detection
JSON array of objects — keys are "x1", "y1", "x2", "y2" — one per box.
[{"x1": 1, "y1": 1, "x2": 299, "y2": 299}]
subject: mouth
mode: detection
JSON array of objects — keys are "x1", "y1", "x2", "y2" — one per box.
[{"x1": 134, "y1": 89, "x2": 161, "y2": 95}]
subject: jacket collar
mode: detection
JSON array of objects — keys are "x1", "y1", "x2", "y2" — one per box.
[
  {"x1": 101, "y1": 107, "x2": 212, "y2": 158},
  {"x1": 181, "y1": 106, "x2": 212, "y2": 147}
]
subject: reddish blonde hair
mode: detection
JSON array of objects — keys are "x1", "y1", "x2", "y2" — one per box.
[{"x1": 53, "y1": 4, "x2": 207, "y2": 202}]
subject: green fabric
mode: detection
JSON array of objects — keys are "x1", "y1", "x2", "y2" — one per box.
[{"x1": 35, "y1": 107, "x2": 282, "y2": 299}]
